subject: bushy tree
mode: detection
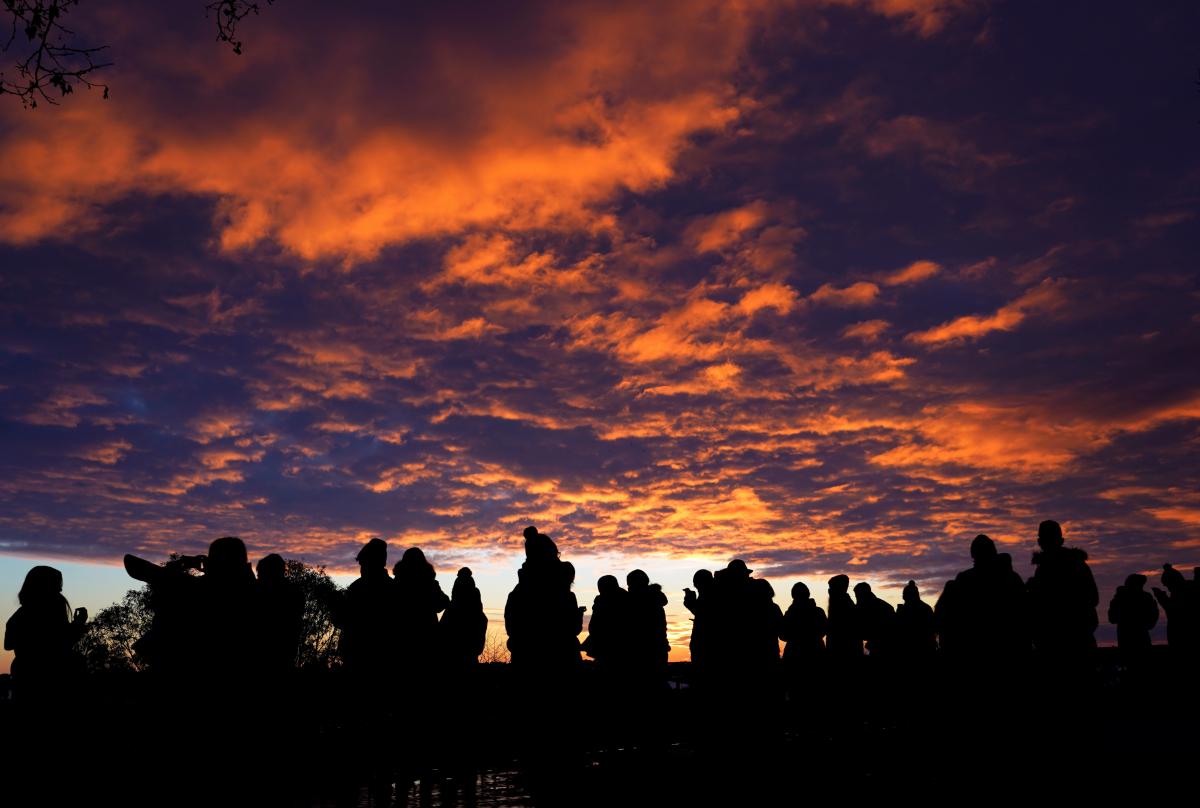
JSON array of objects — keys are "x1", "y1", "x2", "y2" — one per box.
[
  {"x1": 77, "y1": 586, "x2": 152, "y2": 673},
  {"x1": 286, "y1": 558, "x2": 341, "y2": 669}
]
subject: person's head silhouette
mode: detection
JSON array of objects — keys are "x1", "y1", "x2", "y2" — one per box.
[
  {"x1": 829, "y1": 574, "x2": 849, "y2": 594},
  {"x1": 257, "y1": 553, "x2": 285, "y2": 582},
  {"x1": 207, "y1": 536, "x2": 251, "y2": 582},
  {"x1": 693, "y1": 569, "x2": 713, "y2": 590},
  {"x1": 396, "y1": 547, "x2": 434, "y2": 581},
  {"x1": 971, "y1": 534, "x2": 997, "y2": 563},
  {"x1": 598, "y1": 574, "x2": 620, "y2": 595},
  {"x1": 727, "y1": 559, "x2": 752, "y2": 579},
  {"x1": 791, "y1": 581, "x2": 810, "y2": 601},
  {"x1": 1162, "y1": 563, "x2": 1185, "y2": 591},
  {"x1": 1037, "y1": 520, "x2": 1064, "y2": 551},
  {"x1": 18, "y1": 566, "x2": 65, "y2": 608},
  {"x1": 356, "y1": 537, "x2": 388, "y2": 572},
  {"x1": 627, "y1": 569, "x2": 649, "y2": 590},
  {"x1": 903, "y1": 580, "x2": 920, "y2": 603},
  {"x1": 452, "y1": 567, "x2": 480, "y2": 606},
  {"x1": 523, "y1": 526, "x2": 558, "y2": 563},
  {"x1": 1123, "y1": 573, "x2": 1147, "y2": 590},
  {"x1": 853, "y1": 582, "x2": 873, "y2": 603}
]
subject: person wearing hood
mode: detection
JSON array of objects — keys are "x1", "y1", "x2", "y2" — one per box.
[
  {"x1": 827, "y1": 574, "x2": 862, "y2": 660},
  {"x1": 1026, "y1": 520, "x2": 1099, "y2": 663},
  {"x1": 779, "y1": 582, "x2": 827, "y2": 714},
  {"x1": 440, "y1": 567, "x2": 487, "y2": 670},
  {"x1": 1108, "y1": 573, "x2": 1158, "y2": 668},
  {"x1": 393, "y1": 546, "x2": 449, "y2": 672},
  {"x1": 895, "y1": 580, "x2": 936, "y2": 661},
  {"x1": 854, "y1": 581, "x2": 896, "y2": 660}
]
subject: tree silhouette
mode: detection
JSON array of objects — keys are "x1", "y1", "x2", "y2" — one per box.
[
  {"x1": 286, "y1": 557, "x2": 341, "y2": 669},
  {"x1": 479, "y1": 628, "x2": 511, "y2": 664},
  {"x1": 206, "y1": 0, "x2": 274, "y2": 56},
  {"x1": 0, "y1": 0, "x2": 111, "y2": 108},
  {"x1": 76, "y1": 586, "x2": 152, "y2": 673},
  {"x1": 1, "y1": 0, "x2": 276, "y2": 108}
]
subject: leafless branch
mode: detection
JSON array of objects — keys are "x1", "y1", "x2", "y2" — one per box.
[
  {"x1": 0, "y1": 0, "x2": 111, "y2": 108},
  {"x1": 205, "y1": 0, "x2": 273, "y2": 56},
  {"x1": 479, "y1": 630, "x2": 511, "y2": 664}
]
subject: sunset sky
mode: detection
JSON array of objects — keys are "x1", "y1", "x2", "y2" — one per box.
[{"x1": 2, "y1": 0, "x2": 1198, "y2": 671}]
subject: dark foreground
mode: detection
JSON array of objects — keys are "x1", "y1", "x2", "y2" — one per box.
[{"x1": 2, "y1": 649, "x2": 1196, "y2": 807}]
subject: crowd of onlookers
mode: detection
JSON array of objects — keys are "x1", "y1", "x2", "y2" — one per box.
[{"x1": 2, "y1": 518, "x2": 1197, "y2": 805}]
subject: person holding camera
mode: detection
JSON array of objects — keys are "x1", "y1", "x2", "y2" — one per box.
[{"x1": 4, "y1": 565, "x2": 88, "y2": 703}]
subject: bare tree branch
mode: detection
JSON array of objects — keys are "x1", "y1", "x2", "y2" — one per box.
[
  {"x1": 2, "y1": 2, "x2": 279, "y2": 109},
  {"x1": 0, "y1": 0, "x2": 111, "y2": 108},
  {"x1": 205, "y1": 0, "x2": 274, "y2": 56},
  {"x1": 479, "y1": 629, "x2": 511, "y2": 664}
]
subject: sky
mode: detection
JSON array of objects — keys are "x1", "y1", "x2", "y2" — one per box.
[{"x1": 2, "y1": 0, "x2": 1198, "y2": 672}]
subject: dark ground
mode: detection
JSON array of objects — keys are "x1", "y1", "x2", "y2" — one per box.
[{"x1": 1, "y1": 649, "x2": 1195, "y2": 807}]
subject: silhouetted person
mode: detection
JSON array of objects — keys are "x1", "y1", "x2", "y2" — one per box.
[
  {"x1": 1026, "y1": 520, "x2": 1099, "y2": 663},
  {"x1": 895, "y1": 580, "x2": 936, "y2": 660},
  {"x1": 751, "y1": 577, "x2": 784, "y2": 668},
  {"x1": 327, "y1": 538, "x2": 399, "y2": 804},
  {"x1": 504, "y1": 526, "x2": 584, "y2": 801},
  {"x1": 781, "y1": 582, "x2": 827, "y2": 661},
  {"x1": 779, "y1": 581, "x2": 827, "y2": 715},
  {"x1": 854, "y1": 582, "x2": 895, "y2": 659},
  {"x1": 255, "y1": 553, "x2": 304, "y2": 676},
  {"x1": 1153, "y1": 564, "x2": 1198, "y2": 663},
  {"x1": 3, "y1": 570, "x2": 90, "y2": 808},
  {"x1": 950, "y1": 534, "x2": 1029, "y2": 669},
  {"x1": 252, "y1": 553, "x2": 306, "y2": 804},
  {"x1": 125, "y1": 538, "x2": 261, "y2": 802},
  {"x1": 935, "y1": 578, "x2": 963, "y2": 656},
  {"x1": 625, "y1": 569, "x2": 669, "y2": 683},
  {"x1": 123, "y1": 551, "x2": 198, "y2": 681},
  {"x1": 330, "y1": 538, "x2": 397, "y2": 675},
  {"x1": 826, "y1": 574, "x2": 861, "y2": 659},
  {"x1": 707, "y1": 558, "x2": 756, "y2": 691},
  {"x1": 4, "y1": 566, "x2": 87, "y2": 702},
  {"x1": 581, "y1": 574, "x2": 629, "y2": 670},
  {"x1": 504, "y1": 526, "x2": 582, "y2": 674},
  {"x1": 437, "y1": 567, "x2": 487, "y2": 803},
  {"x1": 683, "y1": 569, "x2": 713, "y2": 676},
  {"x1": 393, "y1": 546, "x2": 449, "y2": 672},
  {"x1": 1108, "y1": 573, "x2": 1157, "y2": 666},
  {"x1": 440, "y1": 567, "x2": 487, "y2": 670}
]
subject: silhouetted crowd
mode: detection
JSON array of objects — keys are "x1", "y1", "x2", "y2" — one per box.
[{"x1": 3, "y1": 518, "x2": 1199, "y2": 806}]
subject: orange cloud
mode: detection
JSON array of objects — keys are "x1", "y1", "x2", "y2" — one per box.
[
  {"x1": 842, "y1": 319, "x2": 891, "y2": 342},
  {"x1": 74, "y1": 440, "x2": 134, "y2": 465},
  {"x1": 906, "y1": 278, "x2": 1067, "y2": 346},
  {"x1": 881, "y1": 259, "x2": 940, "y2": 286},
  {"x1": 0, "y1": 2, "x2": 757, "y2": 262},
  {"x1": 870, "y1": 401, "x2": 1095, "y2": 474},
  {"x1": 18, "y1": 387, "x2": 107, "y2": 428},
  {"x1": 737, "y1": 282, "x2": 799, "y2": 315},
  {"x1": 809, "y1": 281, "x2": 881, "y2": 307},
  {"x1": 687, "y1": 200, "x2": 772, "y2": 253}
]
